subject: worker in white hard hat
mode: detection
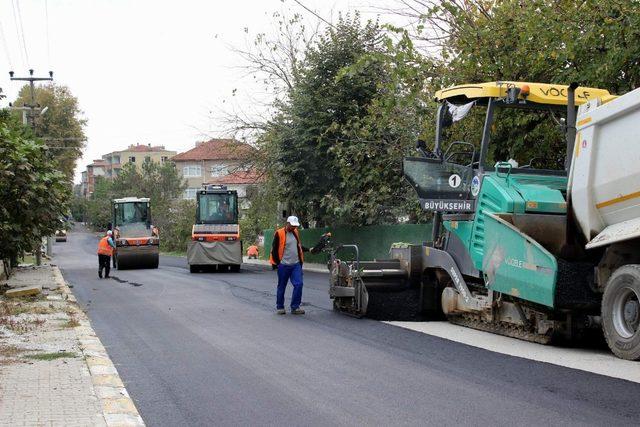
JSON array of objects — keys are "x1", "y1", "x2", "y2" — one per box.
[
  {"x1": 97, "y1": 230, "x2": 117, "y2": 279},
  {"x1": 269, "y1": 215, "x2": 311, "y2": 315}
]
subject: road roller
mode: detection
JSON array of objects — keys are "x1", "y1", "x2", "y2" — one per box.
[
  {"x1": 187, "y1": 185, "x2": 242, "y2": 273},
  {"x1": 112, "y1": 197, "x2": 159, "y2": 270}
]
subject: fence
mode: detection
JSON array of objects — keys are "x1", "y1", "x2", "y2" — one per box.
[{"x1": 262, "y1": 223, "x2": 432, "y2": 263}]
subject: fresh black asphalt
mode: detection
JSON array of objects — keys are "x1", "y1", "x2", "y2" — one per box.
[{"x1": 54, "y1": 229, "x2": 640, "y2": 426}]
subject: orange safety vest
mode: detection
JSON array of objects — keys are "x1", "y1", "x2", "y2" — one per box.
[
  {"x1": 247, "y1": 245, "x2": 259, "y2": 256},
  {"x1": 97, "y1": 236, "x2": 113, "y2": 256},
  {"x1": 269, "y1": 227, "x2": 303, "y2": 265}
]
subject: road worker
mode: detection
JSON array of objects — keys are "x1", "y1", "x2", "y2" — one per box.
[
  {"x1": 97, "y1": 230, "x2": 116, "y2": 279},
  {"x1": 247, "y1": 244, "x2": 259, "y2": 259},
  {"x1": 269, "y1": 216, "x2": 312, "y2": 315}
]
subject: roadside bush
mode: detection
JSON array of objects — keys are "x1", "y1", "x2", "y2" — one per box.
[{"x1": 154, "y1": 199, "x2": 195, "y2": 253}]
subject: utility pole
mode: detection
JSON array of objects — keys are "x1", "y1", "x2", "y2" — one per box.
[{"x1": 9, "y1": 69, "x2": 54, "y2": 266}]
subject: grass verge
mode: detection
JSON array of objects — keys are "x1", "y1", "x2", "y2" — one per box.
[{"x1": 25, "y1": 351, "x2": 77, "y2": 361}]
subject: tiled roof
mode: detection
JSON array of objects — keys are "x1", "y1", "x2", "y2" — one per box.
[
  {"x1": 171, "y1": 139, "x2": 254, "y2": 161},
  {"x1": 206, "y1": 169, "x2": 264, "y2": 185}
]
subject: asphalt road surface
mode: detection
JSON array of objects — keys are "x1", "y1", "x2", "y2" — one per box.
[{"x1": 55, "y1": 228, "x2": 640, "y2": 427}]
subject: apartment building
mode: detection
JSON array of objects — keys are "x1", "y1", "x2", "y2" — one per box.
[{"x1": 101, "y1": 143, "x2": 177, "y2": 178}]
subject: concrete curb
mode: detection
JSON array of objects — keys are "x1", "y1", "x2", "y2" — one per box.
[
  {"x1": 242, "y1": 257, "x2": 329, "y2": 274},
  {"x1": 52, "y1": 266, "x2": 145, "y2": 427}
]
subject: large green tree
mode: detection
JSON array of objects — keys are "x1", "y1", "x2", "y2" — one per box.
[
  {"x1": 0, "y1": 110, "x2": 69, "y2": 269},
  {"x1": 259, "y1": 14, "x2": 433, "y2": 226},
  {"x1": 13, "y1": 83, "x2": 87, "y2": 181}
]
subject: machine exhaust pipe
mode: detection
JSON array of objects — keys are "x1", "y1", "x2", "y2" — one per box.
[{"x1": 565, "y1": 82, "x2": 579, "y2": 171}]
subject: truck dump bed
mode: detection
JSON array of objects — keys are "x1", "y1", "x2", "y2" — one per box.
[{"x1": 570, "y1": 88, "x2": 640, "y2": 248}]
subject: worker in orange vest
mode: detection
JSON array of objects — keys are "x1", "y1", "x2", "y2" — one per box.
[
  {"x1": 247, "y1": 244, "x2": 259, "y2": 259},
  {"x1": 97, "y1": 230, "x2": 117, "y2": 279},
  {"x1": 270, "y1": 216, "x2": 315, "y2": 315}
]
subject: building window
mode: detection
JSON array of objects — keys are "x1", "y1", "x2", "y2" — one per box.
[
  {"x1": 161, "y1": 156, "x2": 168, "y2": 163},
  {"x1": 129, "y1": 156, "x2": 136, "y2": 163},
  {"x1": 182, "y1": 165, "x2": 202, "y2": 177},
  {"x1": 183, "y1": 188, "x2": 198, "y2": 199},
  {"x1": 210, "y1": 165, "x2": 228, "y2": 177}
]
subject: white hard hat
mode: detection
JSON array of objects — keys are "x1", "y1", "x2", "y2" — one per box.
[
  {"x1": 107, "y1": 230, "x2": 113, "y2": 236},
  {"x1": 286, "y1": 215, "x2": 300, "y2": 227}
]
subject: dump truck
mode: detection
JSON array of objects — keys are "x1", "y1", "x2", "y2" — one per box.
[
  {"x1": 112, "y1": 197, "x2": 159, "y2": 270},
  {"x1": 331, "y1": 81, "x2": 640, "y2": 360},
  {"x1": 187, "y1": 185, "x2": 242, "y2": 273}
]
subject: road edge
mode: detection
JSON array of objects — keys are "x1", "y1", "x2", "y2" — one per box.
[{"x1": 52, "y1": 266, "x2": 146, "y2": 426}]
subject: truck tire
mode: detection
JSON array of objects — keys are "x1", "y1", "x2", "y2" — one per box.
[
  {"x1": 189, "y1": 265, "x2": 198, "y2": 274},
  {"x1": 230, "y1": 264, "x2": 240, "y2": 273},
  {"x1": 602, "y1": 264, "x2": 640, "y2": 360}
]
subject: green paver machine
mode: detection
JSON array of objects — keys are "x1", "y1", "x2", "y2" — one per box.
[{"x1": 331, "y1": 81, "x2": 640, "y2": 360}]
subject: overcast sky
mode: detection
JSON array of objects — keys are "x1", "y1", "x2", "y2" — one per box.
[{"x1": 0, "y1": 0, "x2": 405, "y2": 183}]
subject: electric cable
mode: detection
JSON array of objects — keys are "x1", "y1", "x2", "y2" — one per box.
[
  {"x1": 0, "y1": 17, "x2": 13, "y2": 69},
  {"x1": 291, "y1": 0, "x2": 335, "y2": 28},
  {"x1": 10, "y1": 0, "x2": 27, "y2": 68},
  {"x1": 14, "y1": 0, "x2": 30, "y2": 66},
  {"x1": 44, "y1": 0, "x2": 51, "y2": 68}
]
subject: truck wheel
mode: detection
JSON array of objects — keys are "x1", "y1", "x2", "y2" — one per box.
[
  {"x1": 189, "y1": 265, "x2": 198, "y2": 274},
  {"x1": 602, "y1": 265, "x2": 640, "y2": 360},
  {"x1": 230, "y1": 265, "x2": 240, "y2": 273}
]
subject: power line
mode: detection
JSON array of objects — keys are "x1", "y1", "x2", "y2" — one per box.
[
  {"x1": 14, "y1": 0, "x2": 30, "y2": 66},
  {"x1": 291, "y1": 0, "x2": 335, "y2": 28},
  {"x1": 44, "y1": 0, "x2": 51, "y2": 67},
  {"x1": 10, "y1": 0, "x2": 27, "y2": 68},
  {"x1": 0, "y1": 17, "x2": 13, "y2": 69}
]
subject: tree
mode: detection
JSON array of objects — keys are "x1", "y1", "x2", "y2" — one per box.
[
  {"x1": 239, "y1": 185, "x2": 279, "y2": 245},
  {"x1": 388, "y1": 0, "x2": 640, "y2": 166},
  {"x1": 110, "y1": 161, "x2": 185, "y2": 208},
  {"x1": 87, "y1": 177, "x2": 113, "y2": 230},
  {"x1": 256, "y1": 14, "x2": 434, "y2": 226},
  {"x1": 84, "y1": 161, "x2": 188, "y2": 252},
  {"x1": 13, "y1": 83, "x2": 87, "y2": 181},
  {"x1": 0, "y1": 110, "x2": 69, "y2": 270}
]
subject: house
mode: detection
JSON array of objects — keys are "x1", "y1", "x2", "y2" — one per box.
[
  {"x1": 171, "y1": 139, "x2": 262, "y2": 203},
  {"x1": 101, "y1": 143, "x2": 177, "y2": 178}
]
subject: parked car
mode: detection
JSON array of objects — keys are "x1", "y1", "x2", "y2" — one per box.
[{"x1": 55, "y1": 229, "x2": 67, "y2": 242}]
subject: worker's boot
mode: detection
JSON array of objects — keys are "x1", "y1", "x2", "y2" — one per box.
[
  {"x1": 276, "y1": 308, "x2": 286, "y2": 315},
  {"x1": 291, "y1": 308, "x2": 305, "y2": 315},
  {"x1": 98, "y1": 269, "x2": 102, "y2": 279}
]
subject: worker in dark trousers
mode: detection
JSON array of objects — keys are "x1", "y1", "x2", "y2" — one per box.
[
  {"x1": 97, "y1": 230, "x2": 116, "y2": 279},
  {"x1": 270, "y1": 216, "x2": 311, "y2": 315}
]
